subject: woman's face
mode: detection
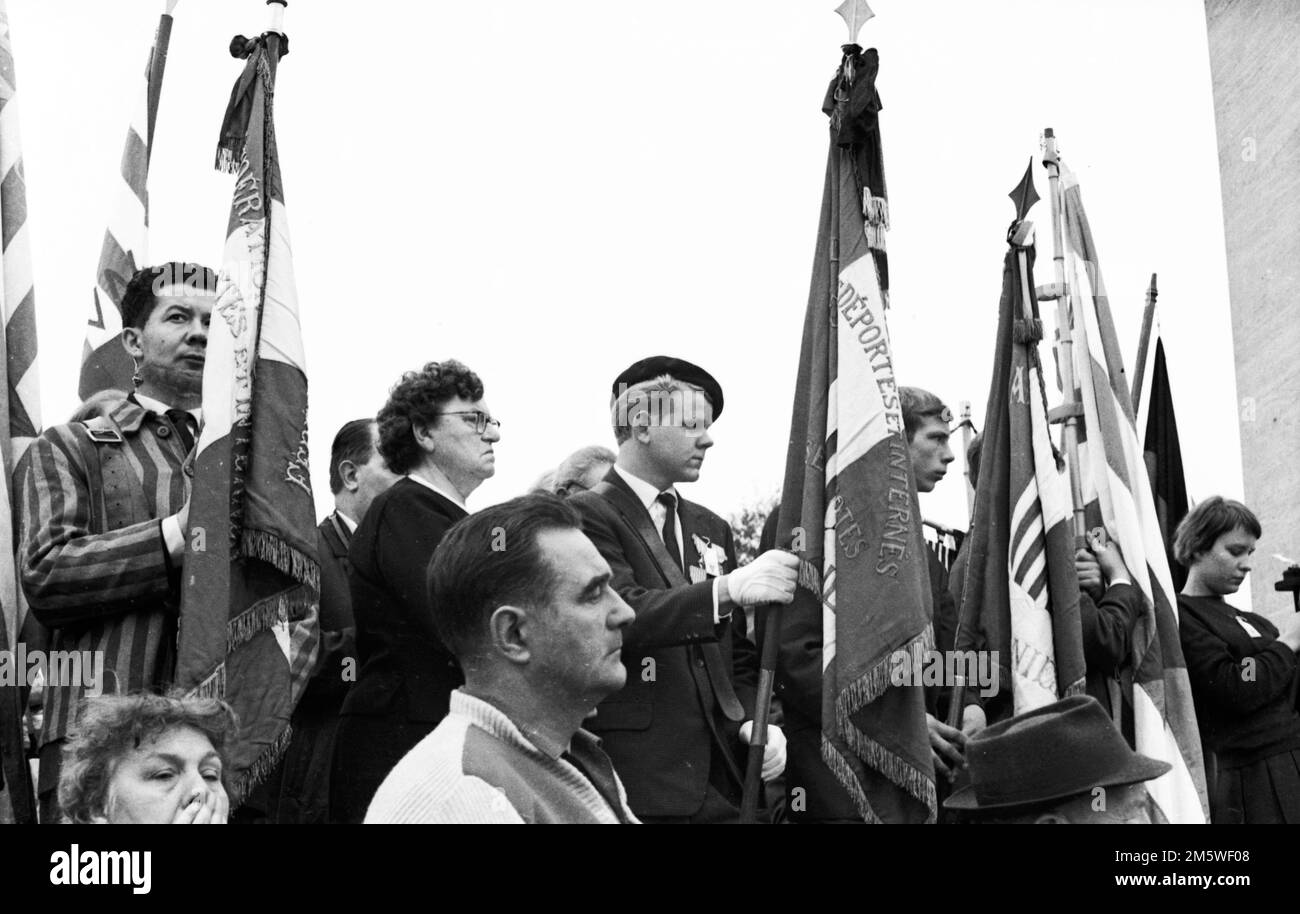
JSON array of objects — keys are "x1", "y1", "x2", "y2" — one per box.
[
  {"x1": 97, "y1": 725, "x2": 228, "y2": 824},
  {"x1": 1192, "y1": 525, "x2": 1257, "y2": 596},
  {"x1": 417, "y1": 395, "x2": 500, "y2": 490}
]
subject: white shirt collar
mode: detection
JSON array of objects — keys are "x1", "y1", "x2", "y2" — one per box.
[
  {"x1": 613, "y1": 464, "x2": 677, "y2": 510},
  {"x1": 132, "y1": 392, "x2": 202, "y2": 424},
  {"x1": 406, "y1": 471, "x2": 467, "y2": 510},
  {"x1": 335, "y1": 510, "x2": 358, "y2": 533}
]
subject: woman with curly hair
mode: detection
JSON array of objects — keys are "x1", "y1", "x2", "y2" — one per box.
[
  {"x1": 330, "y1": 359, "x2": 501, "y2": 823},
  {"x1": 1176, "y1": 496, "x2": 1300, "y2": 824},
  {"x1": 58, "y1": 692, "x2": 236, "y2": 824}
]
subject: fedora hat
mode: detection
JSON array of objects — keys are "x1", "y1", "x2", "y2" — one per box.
[{"x1": 945, "y1": 695, "x2": 1171, "y2": 812}]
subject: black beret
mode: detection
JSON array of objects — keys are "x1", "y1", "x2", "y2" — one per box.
[{"x1": 611, "y1": 356, "x2": 724, "y2": 421}]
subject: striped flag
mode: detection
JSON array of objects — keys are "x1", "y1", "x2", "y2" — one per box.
[
  {"x1": 1060, "y1": 166, "x2": 1208, "y2": 823},
  {"x1": 0, "y1": 0, "x2": 38, "y2": 825},
  {"x1": 175, "y1": 26, "x2": 318, "y2": 805},
  {"x1": 955, "y1": 223, "x2": 1085, "y2": 716},
  {"x1": 775, "y1": 45, "x2": 935, "y2": 823},
  {"x1": 79, "y1": 5, "x2": 175, "y2": 400}
]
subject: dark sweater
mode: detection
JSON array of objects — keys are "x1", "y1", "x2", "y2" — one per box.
[{"x1": 1178, "y1": 594, "x2": 1300, "y2": 767}]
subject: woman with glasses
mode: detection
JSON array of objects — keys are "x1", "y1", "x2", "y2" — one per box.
[
  {"x1": 1176, "y1": 496, "x2": 1300, "y2": 824},
  {"x1": 330, "y1": 359, "x2": 502, "y2": 823}
]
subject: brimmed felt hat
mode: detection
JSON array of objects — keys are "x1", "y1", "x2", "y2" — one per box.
[
  {"x1": 944, "y1": 695, "x2": 1171, "y2": 812},
  {"x1": 611, "y1": 356, "x2": 723, "y2": 421}
]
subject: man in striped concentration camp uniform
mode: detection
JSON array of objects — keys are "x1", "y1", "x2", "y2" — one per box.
[{"x1": 17, "y1": 262, "x2": 214, "y2": 823}]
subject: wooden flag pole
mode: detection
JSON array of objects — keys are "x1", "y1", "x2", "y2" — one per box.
[
  {"x1": 1131, "y1": 273, "x2": 1158, "y2": 415},
  {"x1": 1040, "y1": 129, "x2": 1088, "y2": 547}
]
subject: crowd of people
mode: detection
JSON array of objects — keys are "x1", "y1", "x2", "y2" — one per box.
[{"x1": 3, "y1": 261, "x2": 1296, "y2": 825}]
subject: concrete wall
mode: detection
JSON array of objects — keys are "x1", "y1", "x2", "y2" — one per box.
[{"x1": 1204, "y1": 0, "x2": 1300, "y2": 617}]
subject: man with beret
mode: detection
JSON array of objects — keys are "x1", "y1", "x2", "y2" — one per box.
[
  {"x1": 944, "y1": 694, "x2": 1170, "y2": 823},
  {"x1": 567, "y1": 356, "x2": 800, "y2": 823}
]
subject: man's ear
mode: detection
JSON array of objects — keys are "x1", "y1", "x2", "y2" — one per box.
[
  {"x1": 337, "y1": 459, "x2": 361, "y2": 493},
  {"x1": 120, "y1": 326, "x2": 144, "y2": 361},
  {"x1": 631, "y1": 417, "x2": 653, "y2": 445},
  {"x1": 488, "y1": 605, "x2": 531, "y2": 665}
]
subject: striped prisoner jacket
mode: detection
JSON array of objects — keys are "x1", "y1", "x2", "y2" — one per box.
[{"x1": 17, "y1": 396, "x2": 192, "y2": 750}]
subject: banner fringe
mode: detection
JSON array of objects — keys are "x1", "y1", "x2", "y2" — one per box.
[
  {"x1": 231, "y1": 723, "x2": 292, "y2": 808},
  {"x1": 825, "y1": 628, "x2": 937, "y2": 822},
  {"x1": 1013, "y1": 318, "x2": 1043, "y2": 344},
  {"x1": 797, "y1": 558, "x2": 822, "y2": 595},
  {"x1": 225, "y1": 589, "x2": 316, "y2": 653},
  {"x1": 215, "y1": 146, "x2": 241, "y2": 175},
  {"x1": 191, "y1": 663, "x2": 228, "y2": 700},
  {"x1": 240, "y1": 529, "x2": 320, "y2": 594},
  {"x1": 821, "y1": 740, "x2": 882, "y2": 824}
]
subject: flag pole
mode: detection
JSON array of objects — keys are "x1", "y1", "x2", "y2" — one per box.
[
  {"x1": 1039, "y1": 129, "x2": 1087, "y2": 547},
  {"x1": 1131, "y1": 273, "x2": 1158, "y2": 415},
  {"x1": 959, "y1": 400, "x2": 975, "y2": 521},
  {"x1": 266, "y1": 0, "x2": 287, "y2": 33},
  {"x1": 948, "y1": 161, "x2": 1042, "y2": 724},
  {"x1": 742, "y1": 1, "x2": 874, "y2": 824}
]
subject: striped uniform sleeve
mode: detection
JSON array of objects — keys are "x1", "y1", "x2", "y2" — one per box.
[{"x1": 17, "y1": 427, "x2": 173, "y2": 627}]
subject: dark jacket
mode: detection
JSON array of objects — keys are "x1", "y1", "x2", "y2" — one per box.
[
  {"x1": 1079, "y1": 581, "x2": 1143, "y2": 741},
  {"x1": 1178, "y1": 594, "x2": 1300, "y2": 767},
  {"x1": 330, "y1": 480, "x2": 468, "y2": 821},
  {"x1": 272, "y1": 513, "x2": 357, "y2": 823},
  {"x1": 340, "y1": 479, "x2": 467, "y2": 725},
  {"x1": 569, "y1": 468, "x2": 759, "y2": 819}
]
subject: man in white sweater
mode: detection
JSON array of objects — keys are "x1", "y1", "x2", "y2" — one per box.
[{"x1": 366, "y1": 493, "x2": 639, "y2": 823}]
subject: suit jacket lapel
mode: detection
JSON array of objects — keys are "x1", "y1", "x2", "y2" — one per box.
[
  {"x1": 594, "y1": 470, "x2": 689, "y2": 589},
  {"x1": 326, "y1": 512, "x2": 352, "y2": 556}
]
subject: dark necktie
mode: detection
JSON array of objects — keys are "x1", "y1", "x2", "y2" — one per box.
[
  {"x1": 166, "y1": 409, "x2": 196, "y2": 454},
  {"x1": 657, "y1": 491, "x2": 682, "y2": 573}
]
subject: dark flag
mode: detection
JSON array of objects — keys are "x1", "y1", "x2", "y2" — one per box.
[
  {"x1": 175, "y1": 25, "x2": 318, "y2": 805},
  {"x1": 1139, "y1": 337, "x2": 1189, "y2": 594},
  {"x1": 79, "y1": 6, "x2": 175, "y2": 399},
  {"x1": 773, "y1": 44, "x2": 935, "y2": 824},
  {"x1": 955, "y1": 220, "x2": 1086, "y2": 715}
]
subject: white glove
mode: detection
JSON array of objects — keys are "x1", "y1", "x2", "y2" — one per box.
[
  {"x1": 726, "y1": 550, "x2": 799, "y2": 607},
  {"x1": 738, "y1": 721, "x2": 787, "y2": 781}
]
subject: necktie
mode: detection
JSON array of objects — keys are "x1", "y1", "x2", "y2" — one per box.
[
  {"x1": 657, "y1": 491, "x2": 682, "y2": 572},
  {"x1": 166, "y1": 409, "x2": 196, "y2": 454}
]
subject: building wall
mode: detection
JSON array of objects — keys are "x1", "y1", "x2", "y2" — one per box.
[{"x1": 1204, "y1": 0, "x2": 1300, "y2": 618}]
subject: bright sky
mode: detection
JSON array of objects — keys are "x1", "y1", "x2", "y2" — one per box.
[{"x1": 8, "y1": 1, "x2": 1240, "y2": 540}]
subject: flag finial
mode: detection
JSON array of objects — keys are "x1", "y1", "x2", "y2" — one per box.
[
  {"x1": 1009, "y1": 157, "x2": 1039, "y2": 224},
  {"x1": 835, "y1": 0, "x2": 874, "y2": 44}
]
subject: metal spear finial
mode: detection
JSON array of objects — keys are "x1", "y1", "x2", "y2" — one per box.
[
  {"x1": 1009, "y1": 157, "x2": 1040, "y2": 224},
  {"x1": 835, "y1": 0, "x2": 875, "y2": 44}
]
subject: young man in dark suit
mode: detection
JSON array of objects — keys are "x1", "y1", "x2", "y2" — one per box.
[{"x1": 569, "y1": 356, "x2": 799, "y2": 823}]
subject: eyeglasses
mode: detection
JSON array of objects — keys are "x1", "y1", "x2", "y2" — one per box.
[{"x1": 435, "y1": 410, "x2": 502, "y2": 435}]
